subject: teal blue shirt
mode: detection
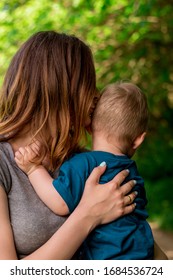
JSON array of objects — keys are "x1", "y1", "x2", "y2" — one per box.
[{"x1": 53, "y1": 151, "x2": 154, "y2": 260}]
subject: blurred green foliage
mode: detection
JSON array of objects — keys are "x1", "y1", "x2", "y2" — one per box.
[{"x1": 0, "y1": 0, "x2": 173, "y2": 229}]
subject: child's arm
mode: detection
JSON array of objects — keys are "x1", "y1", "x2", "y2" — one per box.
[{"x1": 15, "y1": 143, "x2": 69, "y2": 216}]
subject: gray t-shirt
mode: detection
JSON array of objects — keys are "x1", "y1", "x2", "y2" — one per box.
[{"x1": 0, "y1": 142, "x2": 66, "y2": 259}]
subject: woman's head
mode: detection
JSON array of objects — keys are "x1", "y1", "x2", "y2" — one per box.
[{"x1": 0, "y1": 31, "x2": 97, "y2": 169}]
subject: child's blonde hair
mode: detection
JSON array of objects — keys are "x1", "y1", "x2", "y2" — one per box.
[{"x1": 92, "y1": 82, "x2": 148, "y2": 149}]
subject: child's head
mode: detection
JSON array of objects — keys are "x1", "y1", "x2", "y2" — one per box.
[
  {"x1": 92, "y1": 82, "x2": 148, "y2": 156},
  {"x1": 0, "y1": 31, "x2": 97, "y2": 169}
]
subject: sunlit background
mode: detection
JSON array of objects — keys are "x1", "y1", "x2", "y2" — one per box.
[{"x1": 0, "y1": 1, "x2": 173, "y2": 256}]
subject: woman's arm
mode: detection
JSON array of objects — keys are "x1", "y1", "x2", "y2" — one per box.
[
  {"x1": 0, "y1": 187, "x2": 18, "y2": 259},
  {"x1": 0, "y1": 165, "x2": 136, "y2": 260}
]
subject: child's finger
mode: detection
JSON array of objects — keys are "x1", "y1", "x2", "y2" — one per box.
[
  {"x1": 14, "y1": 150, "x2": 25, "y2": 165},
  {"x1": 28, "y1": 141, "x2": 41, "y2": 156},
  {"x1": 34, "y1": 140, "x2": 42, "y2": 149},
  {"x1": 32, "y1": 144, "x2": 40, "y2": 155},
  {"x1": 25, "y1": 145, "x2": 38, "y2": 159},
  {"x1": 14, "y1": 150, "x2": 23, "y2": 160},
  {"x1": 18, "y1": 147, "x2": 26, "y2": 156}
]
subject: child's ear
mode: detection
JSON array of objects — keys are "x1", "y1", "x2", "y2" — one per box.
[{"x1": 133, "y1": 132, "x2": 146, "y2": 150}]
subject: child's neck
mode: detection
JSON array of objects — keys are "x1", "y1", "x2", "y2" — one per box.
[{"x1": 92, "y1": 133, "x2": 126, "y2": 156}]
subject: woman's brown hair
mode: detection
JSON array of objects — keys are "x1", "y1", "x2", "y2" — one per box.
[{"x1": 0, "y1": 31, "x2": 96, "y2": 170}]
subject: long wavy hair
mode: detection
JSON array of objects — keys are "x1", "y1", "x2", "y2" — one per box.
[{"x1": 0, "y1": 31, "x2": 97, "y2": 170}]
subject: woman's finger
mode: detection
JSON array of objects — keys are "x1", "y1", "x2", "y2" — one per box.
[
  {"x1": 124, "y1": 191, "x2": 138, "y2": 205},
  {"x1": 86, "y1": 162, "x2": 107, "y2": 185},
  {"x1": 120, "y1": 179, "x2": 136, "y2": 196},
  {"x1": 111, "y1": 169, "x2": 130, "y2": 186},
  {"x1": 123, "y1": 203, "x2": 136, "y2": 216}
]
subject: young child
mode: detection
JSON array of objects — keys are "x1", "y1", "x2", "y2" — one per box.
[{"x1": 15, "y1": 82, "x2": 154, "y2": 259}]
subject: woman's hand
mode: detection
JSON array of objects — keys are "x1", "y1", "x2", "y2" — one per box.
[{"x1": 78, "y1": 162, "x2": 136, "y2": 230}]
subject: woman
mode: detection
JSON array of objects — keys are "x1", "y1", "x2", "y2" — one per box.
[{"x1": 0, "y1": 31, "x2": 166, "y2": 259}]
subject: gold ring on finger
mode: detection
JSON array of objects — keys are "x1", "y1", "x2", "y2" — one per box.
[{"x1": 128, "y1": 195, "x2": 132, "y2": 203}]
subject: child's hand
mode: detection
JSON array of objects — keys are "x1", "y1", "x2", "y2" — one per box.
[{"x1": 15, "y1": 141, "x2": 42, "y2": 175}]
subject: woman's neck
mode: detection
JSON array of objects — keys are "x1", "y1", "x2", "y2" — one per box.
[{"x1": 8, "y1": 133, "x2": 32, "y2": 153}]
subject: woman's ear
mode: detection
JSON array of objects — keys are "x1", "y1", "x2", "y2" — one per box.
[{"x1": 133, "y1": 132, "x2": 146, "y2": 150}]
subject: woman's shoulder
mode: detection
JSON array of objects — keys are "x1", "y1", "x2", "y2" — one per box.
[
  {"x1": 0, "y1": 142, "x2": 14, "y2": 167},
  {"x1": 0, "y1": 142, "x2": 14, "y2": 193},
  {"x1": 0, "y1": 141, "x2": 13, "y2": 154}
]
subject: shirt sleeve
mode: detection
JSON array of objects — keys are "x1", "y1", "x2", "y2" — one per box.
[
  {"x1": 0, "y1": 152, "x2": 12, "y2": 193},
  {"x1": 52, "y1": 161, "x2": 84, "y2": 213}
]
